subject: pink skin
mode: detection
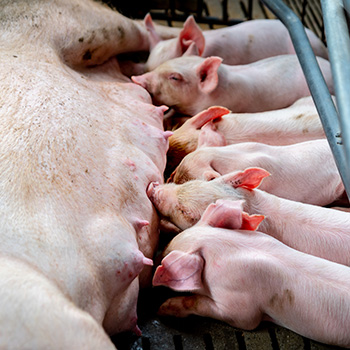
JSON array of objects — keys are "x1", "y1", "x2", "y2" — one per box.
[
  {"x1": 144, "y1": 15, "x2": 328, "y2": 71},
  {"x1": 0, "y1": 0, "x2": 169, "y2": 346},
  {"x1": 169, "y1": 139, "x2": 345, "y2": 206},
  {"x1": 147, "y1": 167, "x2": 350, "y2": 266},
  {"x1": 167, "y1": 96, "x2": 326, "y2": 171},
  {"x1": 153, "y1": 199, "x2": 350, "y2": 348},
  {"x1": 131, "y1": 55, "x2": 334, "y2": 116}
]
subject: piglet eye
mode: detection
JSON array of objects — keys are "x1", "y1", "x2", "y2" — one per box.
[{"x1": 168, "y1": 73, "x2": 182, "y2": 81}]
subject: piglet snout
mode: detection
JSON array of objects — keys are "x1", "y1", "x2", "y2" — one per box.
[{"x1": 147, "y1": 181, "x2": 159, "y2": 199}]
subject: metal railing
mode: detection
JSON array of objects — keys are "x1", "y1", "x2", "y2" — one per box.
[{"x1": 260, "y1": 0, "x2": 350, "y2": 200}]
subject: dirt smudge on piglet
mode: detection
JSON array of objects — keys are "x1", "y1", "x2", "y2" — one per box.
[{"x1": 269, "y1": 289, "x2": 294, "y2": 312}]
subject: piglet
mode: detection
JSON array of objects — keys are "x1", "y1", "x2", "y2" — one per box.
[
  {"x1": 153, "y1": 199, "x2": 350, "y2": 348},
  {"x1": 147, "y1": 167, "x2": 350, "y2": 266},
  {"x1": 132, "y1": 55, "x2": 333, "y2": 116},
  {"x1": 169, "y1": 139, "x2": 344, "y2": 206},
  {"x1": 166, "y1": 97, "x2": 326, "y2": 173},
  {"x1": 144, "y1": 15, "x2": 328, "y2": 71}
]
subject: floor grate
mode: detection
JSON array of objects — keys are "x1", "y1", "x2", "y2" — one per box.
[{"x1": 111, "y1": 286, "x2": 347, "y2": 350}]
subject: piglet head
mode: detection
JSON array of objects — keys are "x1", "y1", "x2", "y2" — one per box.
[
  {"x1": 153, "y1": 199, "x2": 264, "y2": 292},
  {"x1": 147, "y1": 179, "x2": 221, "y2": 230},
  {"x1": 149, "y1": 167, "x2": 270, "y2": 231},
  {"x1": 166, "y1": 106, "x2": 230, "y2": 178},
  {"x1": 131, "y1": 69, "x2": 173, "y2": 107}
]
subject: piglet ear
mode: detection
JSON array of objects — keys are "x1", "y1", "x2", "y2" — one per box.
[
  {"x1": 152, "y1": 250, "x2": 204, "y2": 291},
  {"x1": 144, "y1": 13, "x2": 161, "y2": 49},
  {"x1": 196, "y1": 57, "x2": 223, "y2": 94},
  {"x1": 189, "y1": 106, "x2": 230, "y2": 129},
  {"x1": 197, "y1": 121, "x2": 226, "y2": 148},
  {"x1": 178, "y1": 16, "x2": 205, "y2": 56},
  {"x1": 220, "y1": 167, "x2": 270, "y2": 190},
  {"x1": 199, "y1": 199, "x2": 244, "y2": 229},
  {"x1": 241, "y1": 212, "x2": 265, "y2": 231},
  {"x1": 182, "y1": 41, "x2": 200, "y2": 57}
]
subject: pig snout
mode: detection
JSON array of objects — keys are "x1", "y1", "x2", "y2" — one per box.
[
  {"x1": 147, "y1": 182, "x2": 177, "y2": 218},
  {"x1": 147, "y1": 181, "x2": 160, "y2": 202}
]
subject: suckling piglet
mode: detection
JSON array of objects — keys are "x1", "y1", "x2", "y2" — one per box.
[
  {"x1": 153, "y1": 199, "x2": 350, "y2": 348},
  {"x1": 169, "y1": 139, "x2": 344, "y2": 207},
  {"x1": 132, "y1": 55, "x2": 333, "y2": 115},
  {"x1": 166, "y1": 97, "x2": 326, "y2": 172},
  {"x1": 147, "y1": 167, "x2": 350, "y2": 266}
]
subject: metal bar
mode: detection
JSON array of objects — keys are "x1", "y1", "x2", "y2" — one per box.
[
  {"x1": 344, "y1": 0, "x2": 350, "y2": 15},
  {"x1": 323, "y1": 4, "x2": 350, "y2": 140},
  {"x1": 321, "y1": 0, "x2": 350, "y2": 198},
  {"x1": 259, "y1": 0, "x2": 350, "y2": 200}
]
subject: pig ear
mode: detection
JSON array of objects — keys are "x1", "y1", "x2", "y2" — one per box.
[
  {"x1": 182, "y1": 42, "x2": 200, "y2": 57},
  {"x1": 177, "y1": 16, "x2": 205, "y2": 56},
  {"x1": 153, "y1": 250, "x2": 204, "y2": 291},
  {"x1": 199, "y1": 199, "x2": 244, "y2": 229},
  {"x1": 144, "y1": 13, "x2": 161, "y2": 49},
  {"x1": 197, "y1": 121, "x2": 226, "y2": 148},
  {"x1": 196, "y1": 57, "x2": 223, "y2": 94},
  {"x1": 241, "y1": 212, "x2": 265, "y2": 231},
  {"x1": 189, "y1": 106, "x2": 230, "y2": 129},
  {"x1": 220, "y1": 167, "x2": 271, "y2": 190}
]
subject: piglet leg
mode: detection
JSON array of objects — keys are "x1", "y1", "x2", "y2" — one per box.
[
  {"x1": 158, "y1": 295, "x2": 219, "y2": 319},
  {"x1": 158, "y1": 294, "x2": 262, "y2": 330}
]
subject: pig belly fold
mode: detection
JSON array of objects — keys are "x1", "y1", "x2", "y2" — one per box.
[{"x1": 0, "y1": 0, "x2": 168, "y2": 347}]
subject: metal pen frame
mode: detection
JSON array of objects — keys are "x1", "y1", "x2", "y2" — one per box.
[{"x1": 260, "y1": 0, "x2": 350, "y2": 200}]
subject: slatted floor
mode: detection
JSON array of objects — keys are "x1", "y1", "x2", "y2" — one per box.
[{"x1": 112, "y1": 286, "x2": 346, "y2": 349}]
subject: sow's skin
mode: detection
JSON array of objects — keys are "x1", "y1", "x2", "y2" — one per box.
[
  {"x1": 169, "y1": 139, "x2": 345, "y2": 207},
  {"x1": 166, "y1": 97, "x2": 326, "y2": 173},
  {"x1": 153, "y1": 199, "x2": 350, "y2": 348},
  {"x1": 0, "y1": 0, "x2": 171, "y2": 348},
  {"x1": 131, "y1": 55, "x2": 334, "y2": 116},
  {"x1": 144, "y1": 15, "x2": 328, "y2": 71},
  {"x1": 147, "y1": 168, "x2": 350, "y2": 266}
]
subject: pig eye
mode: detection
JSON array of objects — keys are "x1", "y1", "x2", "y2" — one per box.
[{"x1": 168, "y1": 73, "x2": 183, "y2": 82}]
